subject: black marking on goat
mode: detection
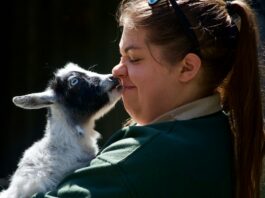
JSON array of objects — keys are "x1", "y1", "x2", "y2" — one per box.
[{"x1": 49, "y1": 71, "x2": 109, "y2": 124}]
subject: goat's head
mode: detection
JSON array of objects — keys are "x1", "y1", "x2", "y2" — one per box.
[{"x1": 12, "y1": 63, "x2": 122, "y2": 125}]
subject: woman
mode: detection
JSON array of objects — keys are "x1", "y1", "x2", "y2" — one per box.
[{"x1": 33, "y1": 0, "x2": 264, "y2": 197}]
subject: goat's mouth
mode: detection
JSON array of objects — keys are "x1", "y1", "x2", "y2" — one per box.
[{"x1": 109, "y1": 78, "x2": 122, "y2": 92}]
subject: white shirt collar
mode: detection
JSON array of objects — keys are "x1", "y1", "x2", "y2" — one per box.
[{"x1": 149, "y1": 94, "x2": 222, "y2": 124}]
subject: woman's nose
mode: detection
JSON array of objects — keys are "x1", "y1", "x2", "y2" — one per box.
[{"x1": 112, "y1": 62, "x2": 128, "y2": 78}]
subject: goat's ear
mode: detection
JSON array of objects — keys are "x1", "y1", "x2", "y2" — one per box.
[{"x1": 12, "y1": 89, "x2": 56, "y2": 109}]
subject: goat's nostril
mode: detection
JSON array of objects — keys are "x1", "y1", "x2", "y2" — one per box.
[
  {"x1": 108, "y1": 76, "x2": 120, "y2": 85},
  {"x1": 108, "y1": 76, "x2": 115, "y2": 81}
]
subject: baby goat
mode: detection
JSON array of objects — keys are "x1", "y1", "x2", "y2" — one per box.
[{"x1": 0, "y1": 63, "x2": 122, "y2": 198}]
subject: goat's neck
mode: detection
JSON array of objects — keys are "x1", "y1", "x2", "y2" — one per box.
[{"x1": 44, "y1": 107, "x2": 99, "y2": 153}]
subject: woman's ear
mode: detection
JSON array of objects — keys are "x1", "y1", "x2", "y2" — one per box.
[{"x1": 178, "y1": 53, "x2": 201, "y2": 83}]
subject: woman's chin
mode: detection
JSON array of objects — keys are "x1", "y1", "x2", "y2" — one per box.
[{"x1": 122, "y1": 97, "x2": 139, "y2": 115}]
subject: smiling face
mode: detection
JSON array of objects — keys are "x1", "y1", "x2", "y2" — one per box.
[{"x1": 112, "y1": 27, "x2": 187, "y2": 125}]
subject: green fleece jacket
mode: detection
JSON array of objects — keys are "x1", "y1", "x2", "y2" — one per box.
[{"x1": 32, "y1": 111, "x2": 233, "y2": 198}]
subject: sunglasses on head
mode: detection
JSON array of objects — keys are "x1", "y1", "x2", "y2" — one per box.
[{"x1": 148, "y1": 0, "x2": 201, "y2": 56}]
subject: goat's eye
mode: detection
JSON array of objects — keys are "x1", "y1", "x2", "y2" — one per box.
[{"x1": 68, "y1": 76, "x2": 79, "y2": 87}]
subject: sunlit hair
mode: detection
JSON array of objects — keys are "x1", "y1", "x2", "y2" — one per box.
[{"x1": 117, "y1": 0, "x2": 264, "y2": 197}]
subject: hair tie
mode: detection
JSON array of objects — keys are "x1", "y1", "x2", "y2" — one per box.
[
  {"x1": 225, "y1": 1, "x2": 239, "y2": 40},
  {"x1": 226, "y1": 1, "x2": 232, "y2": 9},
  {"x1": 226, "y1": 1, "x2": 236, "y2": 15}
]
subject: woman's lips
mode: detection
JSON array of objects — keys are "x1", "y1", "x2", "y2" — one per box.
[
  {"x1": 124, "y1": 85, "x2": 135, "y2": 89},
  {"x1": 122, "y1": 84, "x2": 136, "y2": 92}
]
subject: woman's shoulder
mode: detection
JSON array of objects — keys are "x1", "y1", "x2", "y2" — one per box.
[{"x1": 96, "y1": 111, "x2": 231, "y2": 166}]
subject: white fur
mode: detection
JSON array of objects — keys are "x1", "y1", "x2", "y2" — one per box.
[{"x1": 0, "y1": 63, "x2": 121, "y2": 198}]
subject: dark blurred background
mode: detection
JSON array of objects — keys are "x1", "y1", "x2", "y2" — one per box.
[
  {"x1": 0, "y1": 0, "x2": 128, "y2": 187},
  {"x1": 0, "y1": 0, "x2": 264, "y2": 193}
]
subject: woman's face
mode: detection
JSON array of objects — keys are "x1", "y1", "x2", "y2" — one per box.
[{"x1": 112, "y1": 27, "x2": 184, "y2": 125}]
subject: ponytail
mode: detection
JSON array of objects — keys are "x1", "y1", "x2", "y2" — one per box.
[{"x1": 223, "y1": 1, "x2": 264, "y2": 197}]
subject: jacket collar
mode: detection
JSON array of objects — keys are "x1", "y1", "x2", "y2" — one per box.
[{"x1": 149, "y1": 94, "x2": 222, "y2": 124}]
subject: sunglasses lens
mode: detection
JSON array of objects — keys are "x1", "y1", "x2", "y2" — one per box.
[{"x1": 148, "y1": 0, "x2": 159, "y2": 5}]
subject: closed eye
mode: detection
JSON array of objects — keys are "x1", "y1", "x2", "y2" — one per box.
[{"x1": 129, "y1": 58, "x2": 142, "y2": 63}]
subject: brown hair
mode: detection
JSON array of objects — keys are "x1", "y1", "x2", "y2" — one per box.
[{"x1": 117, "y1": 0, "x2": 264, "y2": 197}]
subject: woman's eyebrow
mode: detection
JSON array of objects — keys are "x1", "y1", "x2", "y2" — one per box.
[{"x1": 120, "y1": 45, "x2": 142, "y2": 54}]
